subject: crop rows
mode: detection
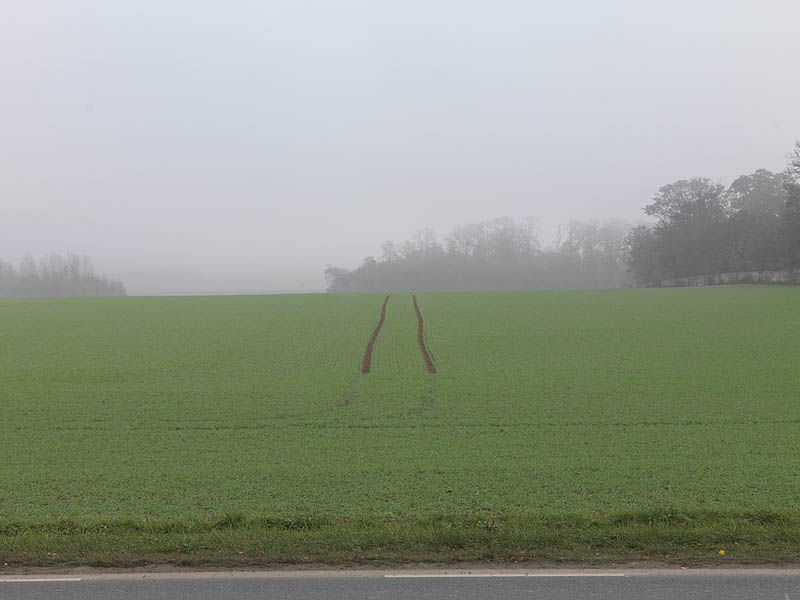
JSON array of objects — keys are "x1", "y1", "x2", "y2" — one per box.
[{"x1": 1, "y1": 286, "x2": 800, "y2": 564}]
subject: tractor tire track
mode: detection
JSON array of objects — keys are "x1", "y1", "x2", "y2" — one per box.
[
  {"x1": 361, "y1": 294, "x2": 390, "y2": 373},
  {"x1": 412, "y1": 294, "x2": 437, "y2": 374}
]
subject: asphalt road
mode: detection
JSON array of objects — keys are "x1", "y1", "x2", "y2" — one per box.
[{"x1": 2, "y1": 569, "x2": 800, "y2": 599}]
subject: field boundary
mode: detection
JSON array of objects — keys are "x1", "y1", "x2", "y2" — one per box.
[
  {"x1": 412, "y1": 294, "x2": 437, "y2": 374},
  {"x1": 361, "y1": 295, "x2": 390, "y2": 374},
  {"x1": 2, "y1": 511, "x2": 800, "y2": 567}
]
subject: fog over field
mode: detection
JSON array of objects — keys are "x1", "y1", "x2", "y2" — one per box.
[{"x1": 2, "y1": 1, "x2": 799, "y2": 294}]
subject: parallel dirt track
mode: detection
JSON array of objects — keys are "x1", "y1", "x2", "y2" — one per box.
[
  {"x1": 412, "y1": 294, "x2": 437, "y2": 374},
  {"x1": 360, "y1": 295, "x2": 390, "y2": 373}
]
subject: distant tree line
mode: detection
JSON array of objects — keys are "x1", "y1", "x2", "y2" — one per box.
[
  {"x1": 326, "y1": 141, "x2": 800, "y2": 292},
  {"x1": 624, "y1": 142, "x2": 800, "y2": 284},
  {"x1": 0, "y1": 254, "x2": 126, "y2": 298},
  {"x1": 326, "y1": 218, "x2": 632, "y2": 292}
]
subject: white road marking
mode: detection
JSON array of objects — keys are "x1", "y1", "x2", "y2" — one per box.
[
  {"x1": 0, "y1": 578, "x2": 82, "y2": 583},
  {"x1": 4, "y1": 568, "x2": 798, "y2": 582},
  {"x1": 385, "y1": 573, "x2": 626, "y2": 578}
]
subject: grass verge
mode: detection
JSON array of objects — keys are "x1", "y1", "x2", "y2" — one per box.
[{"x1": 2, "y1": 511, "x2": 800, "y2": 568}]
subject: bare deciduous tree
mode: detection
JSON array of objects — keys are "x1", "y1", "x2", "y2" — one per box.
[{"x1": 0, "y1": 254, "x2": 126, "y2": 298}]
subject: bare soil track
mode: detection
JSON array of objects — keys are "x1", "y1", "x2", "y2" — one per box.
[
  {"x1": 361, "y1": 295, "x2": 391, "y2": 373},
  {"x1": 412, "y1": 294, "x2": 437, "y2": 374}
]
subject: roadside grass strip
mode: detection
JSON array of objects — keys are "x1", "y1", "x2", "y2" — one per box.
[{"x1": 2, "y1": 512, "x2": 800, "y2": 567}]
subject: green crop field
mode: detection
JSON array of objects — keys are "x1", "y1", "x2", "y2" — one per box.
[{"x1": 1, "y1": 286, "x2": 799, "y2": 566}]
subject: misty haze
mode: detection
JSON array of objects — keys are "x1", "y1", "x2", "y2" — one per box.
[{"x1": 3, "y1": 1, "x2": 799, "y2": 294}]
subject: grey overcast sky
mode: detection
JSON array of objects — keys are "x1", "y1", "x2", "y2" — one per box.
[{"x1": 2, "y1": 1, "x2": 799, "y2": 294}]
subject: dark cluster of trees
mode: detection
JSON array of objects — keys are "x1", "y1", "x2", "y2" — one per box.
[
  {"x1": 624, "y1": 150, "x2": 800, "y2": 284},
  {"x1": 327, "y1": 142, "x2": 800, "y2": 292},
  {"x1": 0, "y1": 254, "x2": 126, "y2": 298},
  {"x1": 326, "y1": 217, "x2": 632, "y2": 292}
]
